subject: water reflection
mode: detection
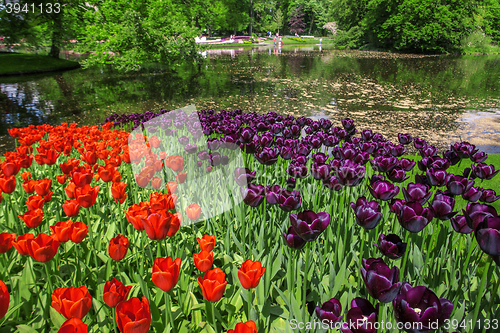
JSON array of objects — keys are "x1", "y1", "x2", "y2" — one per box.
[{"x1": 1, "y1": 48, "x2": 500, "y2": 154}]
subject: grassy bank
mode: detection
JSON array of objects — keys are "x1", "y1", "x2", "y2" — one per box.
[{"x1": 0, "y1": 53, "x2": 80, "y2": 76}]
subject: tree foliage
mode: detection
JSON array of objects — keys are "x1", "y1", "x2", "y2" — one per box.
[{"x1": 289, "y1": 5, "x2": 306, "y2": 34}]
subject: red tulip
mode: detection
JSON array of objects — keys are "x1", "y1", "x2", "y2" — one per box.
[
  {"x1": 142, "y1": 212, "x2": 180, "y2": 241},
  {"x1": 109, "y1": 234, "x2": 129, "y2": 261},
  {"x1": 0, "y1": 175, "x2": 16, "y2": 194},
  {"x1": 52, "y1": 286, "x2": 92, "y2": 319},
  {"x1": 197, "y1": 268, "x2": 227, "y2": 302},
  {"x1": 71, "y1": 167, "x2": 93, "y2": 187},
  {"x1": 63, "y1": 200, "x2": 81, "y2": 217},
  {"x1": 103, "y1": 278, "x2": 132, "y2": 308},
  {"x1": 65, "y1": 182, "x2": 77, "y2": 199},
  {"x1": 111, "y1": 181, "x2": 127, "y2": 204},
  {"x1": 238, "y1": 260, "x2": 266, "y2": 289},
  {"x1": 12, "y1": 233, "x2": 34, "y2": 255},
  {"x1": 34, "y1": 178, "x2": 52, "y2": 196},
  {"x1": 197, "y1": 235, "x2": 216, "y2": 252},
  {"x1": 71, "y1": 222, "x2": 88, "y2": 243},
  {"x1": 227, "y1": 321, "x2": 257, "y2": 333},
  {"x1": 81, "y1": 151, "x2": 97, "y2": 165},
  {"x1": 75, "y1": 184, "x2": 100, "y2": 208},
  {"x1": 115, "y1": 297, "x2": 151, "y2": 333},
  {"x1": 0, "y1": 280, "x2": 9, "y2": 320},
  {"x1": 193, "y1": 250, "x2": 213, "y2": 273},
  {"x1": 58, "y1": 317, "x2": 88, "y2": 333},
  {"x1": 27, "y1": 233, "x2": 59, "y2": 262},
  {"x1": 22, "y1": 179, "x2": 35, "y2": 194},
  {"x1": 97, "y1": 165, "x2": 118, "y2": 183},
  {"x1": 166, "y1": 181, "x2": 178, "y2": 194},
  {"x1": 176, "y1": 172, "x2": 187, "y2": 184},
  {"x1": 152, "y1": 257, "x2": 181, "y2": 292},
  {"x1": 21, "y1": 171, "x2": 32, "y2": 181},
  {"x1": 186, "y1": 203, "x2": 201, "y2": 221},
  {"x1": 50, "y1": 221, "x2": 74, "y2": 243},
  {"x1": 1, "y1": 161, "x2": 20, "y2": 177},
  {"x1": 57, "y1": 174, "x2": 68, "y2": 185},
  {"x1": 125, "y1": 203, "x2": 148, "y2": 231},
  {"x1": 25, "y1": 195, "x2": 45, "y2": 211},
  {"x1": 18, "y1": 209, "x2": 44, "y2": 228},
  {"x1": 0, "y1": 233, "x2": 16, "y2": 253}
]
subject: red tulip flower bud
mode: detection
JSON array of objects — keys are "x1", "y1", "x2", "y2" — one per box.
[
  {"x1": 196, "y1": 235, "x2": 216, "y2": 252},
  {"x1": 109, "y1": 234, "x2": 129, "y2": 261},
  {"x1": 58, "y1": 317, "x2": 88, "y2": 333},
  {"x1": 71, "y1": 222, "x2": 89, "y2": 243},
  {"x1": 115, "y1": 297, "x2": 151, "y2": 333},
  {"x1": 238, "y1": 260, "x2": 266, "y2": 289},
  {"x1": 103, "y1": 278, "x2": 132, "y2": 308},
  {"x1": 152, "y1": 257, "x2": 181, "y2": 292},
  {"x1": 0, "y1": 233, "x2": 16, "y2": 253},
  {"x1": 51, "y1": 286, "x2": 92, "y2": 319},
  {"x1": 12, "y1": 233, "x2": 34, "y2": 255},
  {"x1": 193, "y1": 251, "x2": 213, "y2": 273},
  {"x1": 186, "y1": 203, "x2": 201, "y2": 221},
  {"x1": 27, "y1": 233, "x2": 59, "y2": 262},
  {"x1": 18, "y1": 209, "x2": 44, "y2": 229},
  {"x1": 197, "y1": 268, "x2": 227, "y2": 302},
  {"x1": 50, "y1": 221, "x2": 74, "y2": 243},
  {"x1": 0, "y1": 280, "x2": 10, "y2": 320},
  {"x1": 63, "y1": 200, "x2": 81, "y2": 217},
  {"x1": 227, "y1": 320, "x2": 257, "y2": 333}
]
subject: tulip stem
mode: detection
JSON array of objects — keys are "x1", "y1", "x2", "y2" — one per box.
[
  {"x1": 472, "y1": 257, "x2": 492, "y2": 328},
  {"x1": 302, "y1": 242, "x2": 311, "y2": 320},
  {"x1": 165, "y1": 291, "x2": 177, "y2": 333},
  {"x1": 112, "y1": 307, "x2": 119, "y2": 333},
  {"x1": 44, "y1": 261, "x2": 54, "y2": 330},
  {"x1": 204, "y1": 299, "x2": 218, "y2": 333},
  {"x1": 400, "y1": 230, "x2": 411, "y2": 279}
]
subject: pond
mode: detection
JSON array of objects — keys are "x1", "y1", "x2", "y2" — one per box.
[{"x1": 1, "y1": 45, "x2": 500, "y2": 155}]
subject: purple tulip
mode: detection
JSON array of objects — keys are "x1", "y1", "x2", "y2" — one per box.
[
  {"x1": 388, "y1": 167, "x2": 409, "y2": 183},
  {"x1": 315, "y1": 298, "x2": 342, "y2": 325},
  {"x1": 350, "y1": 197, "x2": 382, "y2": 230},
  {"x1": 353, "y1": 151, "x2": 370, "y2": 165},
  {"x1": 375, "y1": 234, "x2": 407, "y2": 259},
  {"x1": 286, "y1": 177, "x2": 297, "y2": 189},
  {"x1": 389, "y1": 198, "x2": 406, "y2": 216},
  {"x1": 402, "y1": 183, "x2": 432, "y2": 205},
  {"x1": 426, "y1": 169, "x2": 450, "y2": 187},
  {"x1": 311, "y1": 163, "x2": 331, "y2": 181},
  {"x1": 340, "y1": 297, "x2": 378, "y2": 333},
  {"x1": 278, "y1": 190, "x2": 302, "y2": 212},
  {"x1": 462, "y1": 186, "x2": 483, "y2": 202},
  {"x1": 323, "y1": 175, "x2": 343, "y2": 191},
  {"x1": 480, "y1": 189, "x2": 500, "y2": 203},
  {"x1": 341, "y1": 118, "x2": 355, "y2": 131},
  {"x1": 340, "y1": 146, "x2": 359, "y2": 160},
  {"x1": 446, "y1": 174, "x2": 474, "y2": 196},
  {"x1": 419, "y1": 145, "x2": 439, "y2": 157},
  {"x1": 279, "y1": 146, "x2": 293, "y2": 160},
  {"x1": 240, "y1": 142, "x2": 259, "y2": 154},
  {"x1": 265, "y1": 185, "x2": 281, "y2": 205},
  {"x1": 361, "y1": 258, "x2": 402, "y2": 303},
  {"x1": 370, "y1": 156, "x2": 398, "y2": 173},
  {"x1": 390, "y1": 144, "x2": 407, "y2": 157},
  {"x1": 258, "y1": 133, "x2": 274, "y2": 147},
  {"x1": 369, "y1": 174, "x2": 384, "y2": 185},
  {"x1": 360, "y1": 142, "x2": 376, "y2": 154},
  {"x1": 393, "y1": 283, "x2": 453, "y2": 333},
  {"x1": 288, "y1": 161, "x2": 309, "y2": 179},
  {"x1": 450, "y1": 215, "x2": 473, "y2": 234},
  {"x1": 233, "y1": 167, "x2": 257, "y2": 186},
  {"x1": 398, "y1": 202, "x2": 434, "y2": 233},
  {"x1": 254, "y1": 147, "x2": 279, "y2": 165},
  {"x1": 397, "y1": 158, "x2": 416, "y2": 171},
  {"x1": 324, "y1": 134, "x2": 340, "y2": 147},
  {"x1": 452, "y1": 141, "x2": 478, "y2": 159},
  {"x1": 398, "y1": 133, "x2": 413, "y2": 145},
  {"x1": 240, "y1": 184, "x2": 265, "y2": 207},
  {"x1": 290, "y1": 210, "x2": 331, "y2": 241},
  {"x1": 471, "y1": 151, "x2": 488, "y2": 163},
  {"x1": 336, "y1": 160, "x2": 366, "y2": 187},
  {"x1": 444, "y1": 149, "x2": 461, "y2": 165},
  {"x1": 471, "y1": 163, "x2": 499, "y2": 180},
  {"x1": 368, "y1": 180, "x2": 400, "y2": 201},
  {"x1": 430, "y1": 191, "x2": 458, "y2": 220},
  {"x1": 463, "y1": 203, "x2": 498, "y2": 231},
  {"x1": 312, "y1": 152, "x2": 328, "y2": 164},
  {"x1": 292, "y1": 154, "x2": 308, "y2": 165},
  {"x1": 428, "y1": 156, "x2": 450, "y2": 170},
  {"x1": 361, "y1": 130, "x2": 373, "y2": 141}
]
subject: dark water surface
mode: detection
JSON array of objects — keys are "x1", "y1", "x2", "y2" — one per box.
[{"x1": 1, "y1": 45, "x2": 500, "y2": 154}]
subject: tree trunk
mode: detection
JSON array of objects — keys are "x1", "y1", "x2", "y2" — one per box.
[
  {"x1": 48, "y1": 13, "x2": 62, "y2": 58},
  {"x1": 249, "y1": 0, "x2": 253, "y2": 36},
  {"x1": 308, "y1": 13, "x2": 314, "y2": 35}
]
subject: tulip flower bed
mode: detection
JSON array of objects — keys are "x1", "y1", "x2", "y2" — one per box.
[{"x1": 0, "y1": 108, "x2": 499, "y2": 333}]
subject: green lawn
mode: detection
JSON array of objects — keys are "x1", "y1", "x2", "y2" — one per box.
[{"x1": 0, "y1": 53, "x2": 80, "y2": 75}]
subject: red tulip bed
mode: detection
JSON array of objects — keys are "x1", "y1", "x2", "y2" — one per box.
[{"x1": 0, "y1": 108, "x2": 499, "y2": 333}]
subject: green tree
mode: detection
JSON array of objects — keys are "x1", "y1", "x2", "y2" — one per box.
[
  {"x1": 272, "y1": 8, "x2": 284, "y2": 35},
  {"x1": 76, "y1": 0, "x2": 201, "y2": 71}
]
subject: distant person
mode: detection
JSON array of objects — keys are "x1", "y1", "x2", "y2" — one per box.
[
  {"x1": 320, "y1": 38, "x2": 322, "y2": 45},
  {"x1": 279, "y1": 37, "x2": 283, "y2": 46}
]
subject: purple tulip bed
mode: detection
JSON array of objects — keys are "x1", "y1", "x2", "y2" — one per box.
[{"x1": 98, "y1": 108, "x2": 500, "y2": 333}]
